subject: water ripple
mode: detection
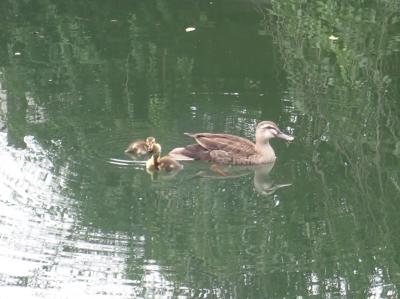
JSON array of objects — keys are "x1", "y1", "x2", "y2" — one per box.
[{"x1": 0, "y1": 132, "x2": 195, "y2": 298}]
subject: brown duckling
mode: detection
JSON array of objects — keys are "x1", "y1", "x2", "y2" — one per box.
[
  {"x1": 146, "y1": 143, "x2": 183, "y2": 172},
  {"x1": 125, "y1": 136, "x2": 156, "y2": 156}
]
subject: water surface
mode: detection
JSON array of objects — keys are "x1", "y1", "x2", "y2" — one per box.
[{"x1": 0, "y1": 1, "x2": 399, "y2": 298}]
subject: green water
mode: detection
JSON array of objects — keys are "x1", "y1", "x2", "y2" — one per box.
[{"x1": 0, "y1": 1, "x2": 399, "y2": 298}]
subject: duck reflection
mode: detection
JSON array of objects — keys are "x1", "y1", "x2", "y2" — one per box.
[{"x1": 194, "y1": 162, "x2": 291, "y2": 196}]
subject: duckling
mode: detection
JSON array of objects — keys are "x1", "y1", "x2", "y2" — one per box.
[
  {"x1": 146, "y1": 143, "x2": 183, "y2": 172},
  {"x1": 125, "y1": 136, "x2": 156, "y2": 156}
]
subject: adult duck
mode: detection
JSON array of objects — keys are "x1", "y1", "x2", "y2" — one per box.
[{"x1": 168, "y1": 121, "x2": 294, "y2": 165}]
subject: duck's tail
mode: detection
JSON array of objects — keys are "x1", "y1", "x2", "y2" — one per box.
[
  {"x1": 168, "y1": 147, "x2": 196, "y2": 161},
  {"x1": 168, "y1": 144, "x2": 211, "y2": 161}
]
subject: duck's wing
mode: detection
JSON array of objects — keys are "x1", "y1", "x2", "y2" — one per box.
[{"x1": 186, "y1": 133, "x2": 256, "y2": 156}]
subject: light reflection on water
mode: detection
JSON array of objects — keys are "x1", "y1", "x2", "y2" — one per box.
[
  {"x1": 0, "y1": 0, "x2": 398, "y2": 297},
  {"x1": 0, "y1": 133, "x2": 192, "y2": 299}
]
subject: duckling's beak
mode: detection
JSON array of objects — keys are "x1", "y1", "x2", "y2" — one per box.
[{"x1": 276, "y1": 131, "x2": 294, "y2": 142}]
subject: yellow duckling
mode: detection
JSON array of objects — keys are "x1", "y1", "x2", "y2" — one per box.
[
  {"x1": 125, "y1": 136, "x2": 156, "y2": 156},
  {"x1": 146, "y1": 143, "x2": 183, "y2": 172}
]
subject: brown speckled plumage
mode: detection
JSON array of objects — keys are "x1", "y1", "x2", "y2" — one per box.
[{"x1": 168, "y1": 121, "x2": 294, "y2": 165}]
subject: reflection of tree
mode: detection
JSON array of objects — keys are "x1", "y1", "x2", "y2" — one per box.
[
  {"x1": 264, "y1": 0, "x2": 400, "y2": 297},
  {"x1": 0, "y1": 0, "x2": 280, "y2": 139},
  {"x1": 4, "y1": 0, "x2": 399, "y2": 297},
  {"x1": 0, "y1": 1, "x2": 292, "y2": 298}
]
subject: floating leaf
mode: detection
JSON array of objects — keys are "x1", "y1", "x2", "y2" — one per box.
[{"x1": 329, "y1": 35, "x2": 339, "y2": 41}]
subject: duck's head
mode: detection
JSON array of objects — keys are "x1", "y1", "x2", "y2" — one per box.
[{"x1": 256, "y1": 121, "x2": 294, "y2": 143}]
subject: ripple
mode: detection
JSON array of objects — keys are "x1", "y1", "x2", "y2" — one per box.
[
  {"x1": 0, "y1": 132, "x2": 196, "y2": 298},
  {"x1": 107, "y1": 158, "x2": 146, "y2": 168}
]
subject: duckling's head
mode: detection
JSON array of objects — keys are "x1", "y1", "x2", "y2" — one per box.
[
  {"x1": 146, "y1": 142, "x2": 162, "y2": 170},
  {"x1": 151, "y1": 142, "x2": 162, "y2": 156},
  {"x1": 145, "y1": 136, "x2": 156, "y2": 152},
  {"x1": 256, "y1": 121, "x2": 294, "y2": 144}
]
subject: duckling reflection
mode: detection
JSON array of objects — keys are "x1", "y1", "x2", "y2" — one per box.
[
  {"x1": 125, "y1": 136, "x2": 156, "y2": 156},
  {"x1": 146, "y1": 143, "x2": 183, "y2": 179},
  {"x1": 194, "y1": 162, "x2": 291, "y2": 196}
]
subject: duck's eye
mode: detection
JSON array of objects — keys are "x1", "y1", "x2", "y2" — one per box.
[{"x1": 265, "y1": 126, "x2": 278, "y2": 135}]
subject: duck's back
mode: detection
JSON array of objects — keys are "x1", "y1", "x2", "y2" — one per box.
[{"x1": 187, "y1": 133, "x2": 256, "y2": 156}]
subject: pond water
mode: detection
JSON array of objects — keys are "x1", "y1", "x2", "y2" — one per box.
[{"x1": 0, "y1": 1, "x2": 399, "y2": 298}]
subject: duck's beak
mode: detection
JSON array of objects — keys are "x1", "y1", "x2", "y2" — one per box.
[{"x1": 276, "y1": 131, "x2": 294, "y2": 142}]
